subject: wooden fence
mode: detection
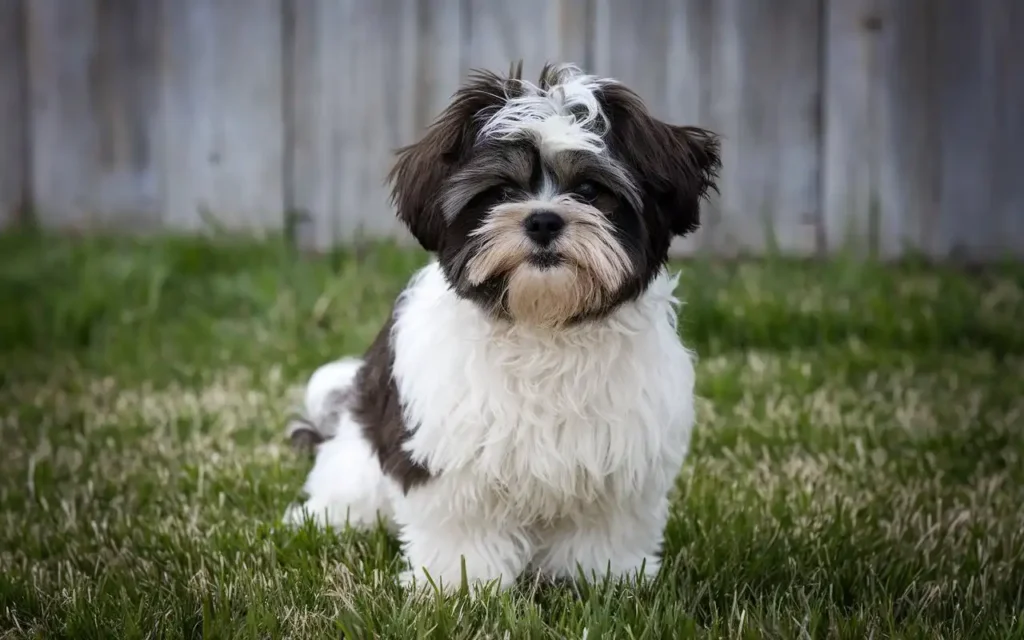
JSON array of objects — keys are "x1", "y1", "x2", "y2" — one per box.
[{"x1": 0, "y1": 0, "x2": 1021, "y2": 260}]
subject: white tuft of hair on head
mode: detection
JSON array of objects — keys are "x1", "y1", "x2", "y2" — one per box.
[{"x1": 478, "y1": 64, "x2": 613, "y2": 156}]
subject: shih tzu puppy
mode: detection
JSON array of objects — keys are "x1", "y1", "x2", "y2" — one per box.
[{"x1": 284, "y1": 62, "x2": 721, "y2": 592}]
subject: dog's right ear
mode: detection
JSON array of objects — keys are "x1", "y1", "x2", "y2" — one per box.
[{"x1": 388, "y1": 68, "x2": 521, "y2": 252}]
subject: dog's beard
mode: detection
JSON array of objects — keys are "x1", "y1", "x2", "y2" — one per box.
[{"x1": 463, "y1": 197, "x2": 632, "y2": 327}]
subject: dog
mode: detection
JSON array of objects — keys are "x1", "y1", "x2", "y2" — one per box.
[{"x1": 284, "y1": 62, "x2": 721, "y2": 593}]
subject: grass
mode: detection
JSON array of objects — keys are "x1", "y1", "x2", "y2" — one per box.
[{"x1": 1, "y1": 229, "x2": 1023, "y2": 639}]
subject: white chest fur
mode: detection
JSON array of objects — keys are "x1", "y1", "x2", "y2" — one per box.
[{"x1": 390, "y1": 262, "x2": 697, "y2": 525}]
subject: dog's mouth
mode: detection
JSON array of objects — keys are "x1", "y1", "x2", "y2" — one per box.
[{"x1": 526, "y1": 251, "x2": 564, "y2": 269}]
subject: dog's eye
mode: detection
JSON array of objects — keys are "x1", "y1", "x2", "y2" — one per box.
[
  {"x1": 573, "y1": 181, "x2": 599, "y2": 201},
  {"x1": 497, "y1": 184, "x2": 516, "y2": 201}
]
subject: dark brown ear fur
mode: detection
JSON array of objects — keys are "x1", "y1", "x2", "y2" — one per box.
[
  {"x1": 387, "y1": 65, "x2": 524, "y2": 252},
  {"x1": 597, "y1": 84, "x2": 721, "y2": 236}
]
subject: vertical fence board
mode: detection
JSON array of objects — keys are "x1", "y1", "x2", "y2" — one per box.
[
  {"x1": 823, "y1": 0, "x2": 883, "y2": 256},
  {"x1": 933, "y1": 0, "x2": 1024, "y2": 261},
  {"x1": 159, "y1": 0, "x2": 284, "y2": 232},
  {"x1": 287, "y1": 0, "x2": 463, "y2": 250},
  {"x1": 991, "y1": 1, "x2": 1024, "y2": 258},
  {"x1": 824, "y1": 0, "x2": 936, "y2": 259},
  {"x1": 26, "y1": 0, "x2": 162, "y2": 230},
  {"x1": 592, "y1": 0, "x2": 672, "y2": 116},
  {"x1": 595, "y1": 0, "x2": 821, "y2": 257},
  {"x1": 0, "y1": 0, "x2": 26, "y2": 227},
  {"x1": 664, "y1": 0, "x2": 717, "y2": 255},
  {"x1": 25, "y1": 0, "x2": 96, "y2": 228},
  {"x1": 415, "y1": 0, "x2": 465, "y2": 131},
  {"x1": 592, "y1": 0, "x2": 715, "y2": 255},
  {"x1": 876, "y1": 0, "x2": 941, "y2": 258},
  {"x1": 93, "y1": 0, "x2": 163, "y2": 227},
  {"x1": 557, "y1": 0, "x2": 592, "y2": 70},
  {"x1": 462, "y1": 0, "x2": 589, "y2": 82},
  {"x1": 829, "y1": 0, "x2": 1024, "y2": 261},
  {"x1": 714, "y1": 0, "x2": 822, "y2": 256},
  {"x1": 935, "y1": 0, "x2": 996, "y2": 260},
  {"x1": 7, "y1": 0, "x2": 1022, "y2": 261},
  {"x1": 286, "y1": 0, "x2": 354, "y2": 249}
]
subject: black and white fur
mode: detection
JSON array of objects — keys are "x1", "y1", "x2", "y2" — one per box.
[{"x1": 285, "y1": 62, "x2": 721, "y2": 592}]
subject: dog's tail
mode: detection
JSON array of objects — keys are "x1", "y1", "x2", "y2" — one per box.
[{"x1": 287, "y1": 358, "x2": 363, "y2": 454}]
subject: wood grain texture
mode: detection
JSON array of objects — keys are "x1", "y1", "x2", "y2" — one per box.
[
  {"x1": 664, "y1": 0, "x2": 718, "y2": 255},
  {"x1": 990, "y1": 0, "x2": 1024, "y2": 259},
  {"x1": 25, "y1": 0, "x2": 97, "y2": 229},
  {"x1": 934, "y1": 0, "x2": 994, "y2": 259},
  {"x1": 826, "y1": 0, "x2": 1024, "y2": 261},
  {"x1": 824, "y1": 0, "x2": 930, "y2": 259},
  {"x1": 0, "y1": 0, "x2": 27, "y2": 227},
  {"x1": 25, "y1": 0, "x2": 162, "y2": 230},
  {"x1": 932, "y1": 0, "x2": 1024, "y2": 261},
  {"x1": 594, "y1": 0, "x2": 821, "y2": 257},
  {"x1": 823, "y1": 0, "x2": 883, "y2": 256},
  {"x1": 93, "y1": 0, "x2": 162, "y2": 228},
  {"x1": 286, "y1": 0, "x2": 464, "y2": 250},
  {"x1": 876, "y1": 0, "x2": 942, "y2": 259},
  {"x1": 591, "y1": 0, "x2": 672, "y2": 116},
  {"x1": 5, "y1": 0, "x2": 1020, "y2": 260},
  {"x1": 415, "y1": 0, "x2": 465, "y2": 131},
  {"x1": 462, "y1": 0, "x2": 590, "y2": 82},
  {"x1": 592, "y1": 0, "x2": 717, "y2": 255},
  {"x1": 159, "y1": 0, "x2": 284, "y2": 232},
  {"x1": 712, "y1": 0, "x2": 822, "y2": 257}
]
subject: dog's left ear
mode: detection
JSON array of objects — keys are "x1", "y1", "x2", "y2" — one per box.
[
  {"x1": 386, "y1": 107, "x2": 469, "y2": 253},
  {"x1": 599, "y1": 84, "x2": 722, "y2": 236},
  {"x1": 388, "y1": 67, "x2": 522, "y2": 252}
]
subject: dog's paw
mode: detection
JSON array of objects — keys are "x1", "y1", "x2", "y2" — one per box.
[
  {"x1": 281, "y1": 501, "x2": 331, "y2": 529},
  {"x1": 399, "y1": 566, "x2": 514, "y2": 600},
  {"x1": 398, "y1": 569, "x2": 442, "y2": 601},
  {"x1": 281, "y1": 502, "x2": 310, "y2": 527}
]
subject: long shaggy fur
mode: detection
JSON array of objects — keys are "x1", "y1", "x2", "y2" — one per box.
[{"x1": 283, "y1": 61, "x2": 721, "y2": 593}]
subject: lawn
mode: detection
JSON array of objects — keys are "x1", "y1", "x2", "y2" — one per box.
[{"x1": 1, "y1": 231, "x2": 1022, "y2": 639}]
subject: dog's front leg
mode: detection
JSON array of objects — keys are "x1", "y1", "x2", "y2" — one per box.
[
  {"x1": 397, "y1": 522, "x2": 531, "y2": 594},
  {"x1": 533, "y1": 497, "x2": 669, "y2": 586},
  {"x1": 393, "y1": 490, "x2": 531, "y2": 594}
]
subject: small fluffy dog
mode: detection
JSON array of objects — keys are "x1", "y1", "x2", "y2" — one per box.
[{"x1": 284, "y1": 62, "x2": 721, "y2": 592}]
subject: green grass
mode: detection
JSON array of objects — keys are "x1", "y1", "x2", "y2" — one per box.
[{"x1": 1, "y1": 230, "x2": 1022, "y2": 639}]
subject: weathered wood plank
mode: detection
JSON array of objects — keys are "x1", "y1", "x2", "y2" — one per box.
[
  {"x1": 876, "y1": 0, "x2": 941, "y2": 259},
  {"x1": 826, "y1": 0, "x2": 1022, "y2": 261},
  {"x1": 413, "y1": 0, "x2": 465, "y2": 132},
  {"x1": 930, "y1": 0, "x2": 1024, "y2": 261},
  {"x1": 93, "y1": 0, "x2": 162, "y2": 228},
  {"x1": 714, "y1": 0, "x2": 822, "y2": 256},
  {"x1": 462, "y1": 0, "x2": 590, "y2": 81},
  {"x1": 557, "y1": 0, "x2": 592, "y2": 70},
  {"x1": 826, "y1": 0, "x2": 945, "y2": 259},
  {"x1": 665, "y1": 0, "x2": 718, "y2": 255},
  {"x1": 159, "y1": 0, "x2": 284, "y2": 232},
  {"x1": 823, "y1": 0, "x2": 883, "y2": 256},
  {"x1": 285, "y1": 0, "x2": 349, "y2": 249},
  {"x1": 595, "y1": 0, "x2": 821, "y2": 257},
  {"x1": 9, "y1": 0, "x2": 1019, "y2": 260},
  {"x1": 592, "y1": 0, "x2": 672, "y2": 116},
  {"x1": 25, "y1": 0, "x2": 96, "y2": 228},
  {"x1": 287, "y1": 0, "x2": 464, "y2": 250},
  {"x1": 933, "y1": 0, "x2": 994, "y2": 260},
  {"x1": 0, "y1": 0, "x2": 27, "y2": 228},
  {"x1": 25, "y1": 0, "x2": 162, "y2": 230},
  {"x1": 592, "y1": 0, "x2": 717, "y2": 255},
  {"x1": 990, "y1": 0, "x2": 1024, "y2": 259}
]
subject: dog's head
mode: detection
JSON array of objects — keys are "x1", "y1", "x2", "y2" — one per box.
[{"x1": 388, "y1": 62, "x2": 720, "y2": 328}]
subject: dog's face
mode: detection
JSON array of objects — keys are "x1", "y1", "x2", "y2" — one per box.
[{"x1": 388, "y1": 63, "x2": 721, "y2": 327}]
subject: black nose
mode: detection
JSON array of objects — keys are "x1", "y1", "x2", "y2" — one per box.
[{"x1": 522, "y1": 211, "x2": 565, "y2": 246}]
